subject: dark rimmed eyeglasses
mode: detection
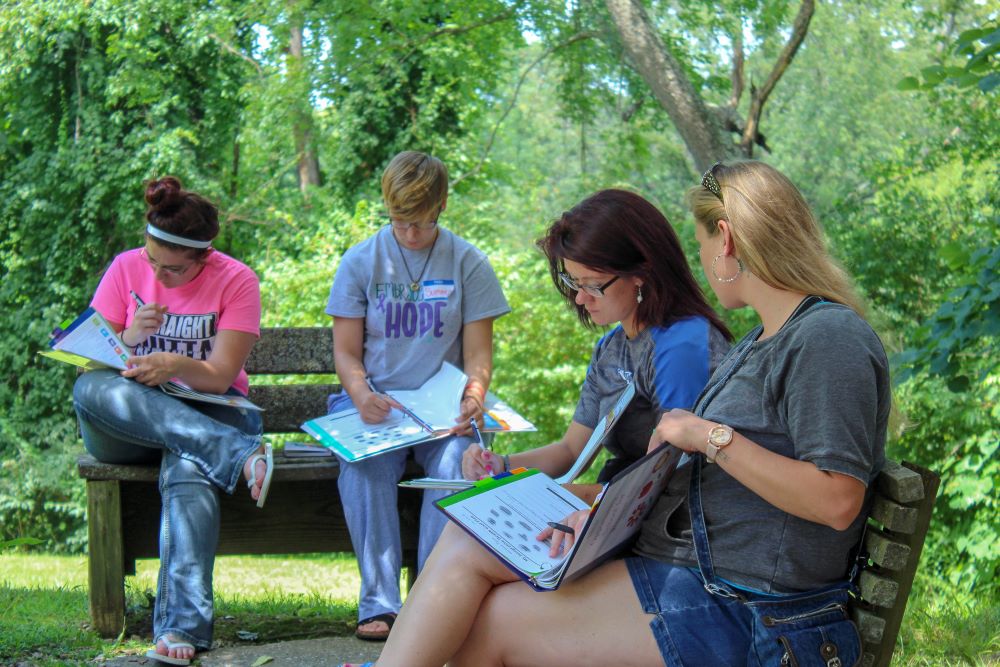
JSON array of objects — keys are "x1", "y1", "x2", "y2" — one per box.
[
  {"x1": 558, "y1": 272, "x2": 620, "y2": 298},
  {"x1": 702, "y1": 162, "x2": 724, "y2": 203},
  {"x1": 389, "y1": 217, "x2": 439, "y2": 231}
]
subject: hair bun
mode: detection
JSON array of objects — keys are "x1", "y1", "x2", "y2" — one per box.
[{"x1": 144, "y1": 176, "x2": 183, "y2": 212}]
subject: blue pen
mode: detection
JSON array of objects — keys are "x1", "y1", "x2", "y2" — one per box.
[
  {"x1": 366, "y1": 376, "x2": 433, "y2": 431},
  {"x1": 470, "y1": 417, "x2": 488, "y2": 451},
  {"x1": 469, "y1": 417, "x2": 496, "y2": 476},
  {"x1": 130, "y1": 290, "x2": 145, "y2": 308}
]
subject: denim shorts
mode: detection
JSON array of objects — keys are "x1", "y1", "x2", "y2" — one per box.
[{"x1": 626, "y1": 556, "x2": 755, "y2": 666}]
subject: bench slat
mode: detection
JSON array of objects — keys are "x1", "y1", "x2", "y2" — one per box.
[
  {"x1": 859, "y1": 570, "x2": 900, "y2": 608},
  {"x1": 116, "y1": 477, "x2": 421, "y2": 561},
  {"x1": 852, "y1": 461, "x2": 940, "y2": 667},
  {"x1": 864, "y1": 528, "x2": 912, "y2": 571},
  {"x1": 869, "y1": 495, "x2": 918, "y2": 534},
  {"x1": 78, "y1": 453, "x2": 345, "y2": 482},
  {"x1": 249, "y1": 384, "x2": 340, "y2": 433},
  {"x1": 246, "y1": 327, "x2": 334, "y2": 374},
  {"x1": 875, "y1": 459, "x2": 925, "y2": 504},
  {"x1": 853, "y1": 606, "x2": 886, "y2": 644}
]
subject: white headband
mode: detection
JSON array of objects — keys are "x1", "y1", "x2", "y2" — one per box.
[{"x1": 146, "y1": 224, "x2": 213, "y2": 249}]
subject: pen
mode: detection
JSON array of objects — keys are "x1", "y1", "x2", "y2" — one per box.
[
  {"x1": 470, "y1": 417, "x2": 488, "y2": 451},
  {"x1": 130, "y1": 290, "x2": 145, "y2": 308},
  {"x1": 547, "y1": 521, "x2": 575, "y2": 536},
  {"x1": 366, "y1": 376, "x2": 433, "y2": 431}
]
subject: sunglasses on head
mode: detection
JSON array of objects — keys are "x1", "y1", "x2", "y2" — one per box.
[{"x1": 701, "y1": 162, "x2": 724, "y2": 203}]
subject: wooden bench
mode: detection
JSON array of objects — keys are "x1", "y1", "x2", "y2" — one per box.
[
  {"x1": 849, "y1": 459, "x2": 940, "y2": 667},
  {"x1": 77, "y1": 327, "x2": 423, "y2": 637}
]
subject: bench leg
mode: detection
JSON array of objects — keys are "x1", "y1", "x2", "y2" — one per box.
[{"x1": 87, "y1": 480, "x2": 126, "y2": 637}]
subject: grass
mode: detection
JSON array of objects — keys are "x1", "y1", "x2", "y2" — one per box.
[
  {"x1": 1, "y1": 552, "x2": 998, "y2": 665},
  {"x1": 0, "y1": 552, "x2": 370, "y2": 665}
]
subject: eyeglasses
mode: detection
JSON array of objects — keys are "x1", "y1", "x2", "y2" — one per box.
[
  {"x1": 141, "y1": 247, "x2": 195, "y2": 276},
  {"x1": 390, "y1": 218, "x2": 439, "y2": 231},
  {"x1": 558, "y1": 272, "x2": 620, "y2": 298},
  {"x1": 702, "y1": 162, "x2": 724, "y2": 203}
]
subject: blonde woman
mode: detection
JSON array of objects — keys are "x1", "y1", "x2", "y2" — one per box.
[
  {"x1": 326, "y1": 151, "x2": 509, "y2": 641},
  {"x1": 341, "y1": 161, "x2": 886, "y2": 667}
]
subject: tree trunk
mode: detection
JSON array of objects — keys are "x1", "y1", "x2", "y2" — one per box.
[
  {"x1": 604, "y1": 0, "x2": 737, "y2": 171},
  {"x1": 289, "y1": 16, "x2": 320, "y2": 193}
]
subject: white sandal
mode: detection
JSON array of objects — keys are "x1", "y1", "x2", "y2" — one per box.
[
  {"x1": 246, "y1": 442, "x2": 274, "y2": 509},
  {"x1": 145, "y1": 635, "x2": 195, "y2": 665}
]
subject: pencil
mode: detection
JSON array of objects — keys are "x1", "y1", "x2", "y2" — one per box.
[{"x1": 547, "y1": 521, "x2": 575, "y2": 536}]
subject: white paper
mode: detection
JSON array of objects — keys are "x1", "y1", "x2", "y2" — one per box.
[
  {"x1": 442, "y1": 472, "x2": 587, "y2": 577},
  {"x1": 302, "y1": 407, "x2": 431, "y2": 461},
  {"x1": 555, "y1": 381, "x2": 636, "y2": 484},
  {"x1": 50, "y1": 309, "x2": 129, "y2": 370},
  {"x1": 388, "y1": 362, "x2": 466, "y2": 431}
]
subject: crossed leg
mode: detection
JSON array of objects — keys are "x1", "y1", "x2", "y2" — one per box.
[{"x1": 375, "y1": 524, "x2": 662, "y2": 667}]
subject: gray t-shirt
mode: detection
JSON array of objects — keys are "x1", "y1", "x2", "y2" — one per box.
[
  {"x1": 326, "y1": 226, "x2": 510, "y2": 390},
  {"x1": 573, "y1": 317, "x2": 730, "y2": 482},
  {"x1": 634, "y1": 302, "x2": 889, "y2": 593}
]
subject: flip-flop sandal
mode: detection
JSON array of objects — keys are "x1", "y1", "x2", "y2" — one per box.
[
  {"x1": 355, "y1": 612, "x2": 397, "y2": 641},
  {"x1": 338, "y1": 663, "x2": 375, "y2": 667},
  {"x1": 246, "y1": 442, "x2": 274, "y2": 509},
  {"x1": 145, "y1": 636, "x2": 195, "y2": 665}
]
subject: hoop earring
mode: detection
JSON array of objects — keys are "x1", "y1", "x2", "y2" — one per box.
[
  {"x1": 711, "y1": 254, "x2": 744, "y2": 283},
  {"x1": 636, "y1": 286, "x2": 643, "y2": 304}
]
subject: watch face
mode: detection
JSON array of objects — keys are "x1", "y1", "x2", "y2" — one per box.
[{"x1": 708, "y1": 425, "x2": 732, "y2": 446}]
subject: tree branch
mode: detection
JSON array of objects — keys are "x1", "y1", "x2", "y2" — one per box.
[
  {"x1": 739, "y1": 0, "x2": 814, "y2": 154},
  {"x1": 209, "y1": 33, "x2": 263, "y2": 76},
  {"x1": 728, "y1": 27, "x2": 744, "y2": 109},
  {"x1": 453, "y1": 32, "x2": 597, "y2": 187},
  {"x1": 605, "y1": 0, "x2": 736, "y2": 171},
  {"x1": 385, "y1": 9, "x2": 519, "y2": 75}
]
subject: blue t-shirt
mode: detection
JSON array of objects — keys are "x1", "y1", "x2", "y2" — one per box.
[
  {"x1": 326, "y1": 226, "x2": 510, "y2": 391},
  {"x1": 572, "y1": 317, "x2": 730, "y2": 482}
]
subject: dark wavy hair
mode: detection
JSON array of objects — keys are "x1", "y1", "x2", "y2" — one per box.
[
  {"x1": 537, "y1": 189, "x2": 731, "y2": 339},
  {"x1": 143, "y1": 176, "x2": 219, "y2": 259}
]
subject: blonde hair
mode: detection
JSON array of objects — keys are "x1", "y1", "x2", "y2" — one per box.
[
  {"x1": 381, "y1": 151, "x2": 449, "y2": 221},
  {"x1": 687, "y1": 160, "x2": 867, "y2": 317}
]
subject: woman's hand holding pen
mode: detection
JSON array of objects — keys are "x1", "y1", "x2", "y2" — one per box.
[
  {"x1": 461, "y1": 443, "x2": 503, "y2": 480},
  {"x1": 538, "y1": 509, "x2": 590, "y2": 557},
  {"x1": 358, "y1": 388, "x2": 402, "y2": 424},
  {"x1": 122, "y1": 302, "x2": 169, "y2": 348},
  {"x1": 451, "y1": 396, "x2": 483, "y2": 436}
]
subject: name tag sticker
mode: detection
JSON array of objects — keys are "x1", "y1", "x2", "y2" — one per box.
[{"x1": 423, "y1": 280, "x2": 454, "y2": 301}]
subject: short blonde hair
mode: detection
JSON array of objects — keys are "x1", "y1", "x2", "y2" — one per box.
[
  {"x1": 381, "y1": 151, "x2": 449, "y2": 221},
  {"x1": 687, "y1": 160, "x2": 866, "y2": 316}
]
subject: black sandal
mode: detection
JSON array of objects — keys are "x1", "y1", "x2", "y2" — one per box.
[{"x1": 355, "y1": 612, "x2": 397, "y2": 641}]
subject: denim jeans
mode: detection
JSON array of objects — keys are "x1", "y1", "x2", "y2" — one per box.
[
  {"x1": 327, "y1": 392, "x2": 467, "y2": 621},
  {"x1": 627, "y1": 558, "x2": 754, "y2": 666},
  {"x1": 73, "y1": 369, "x2": 263, "y2": 647}
]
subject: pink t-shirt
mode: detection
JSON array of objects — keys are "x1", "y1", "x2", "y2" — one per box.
[{"x1": 91, "y1": 248, "x2": 261, "y2": 395}]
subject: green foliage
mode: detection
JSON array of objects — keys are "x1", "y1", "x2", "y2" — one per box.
[
  {"x1": 1, "y1": 7, "x2": 998, "y2": 658},
  {"x1": 827, "y1": 12, "x2": 1000, "y2": 597},
  {"x1": 898, "y1": 23, "x2": 1000, "y2": 93},
  {"x1": 0, "y1": 0, "x2": 249, "y2": 549}
]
